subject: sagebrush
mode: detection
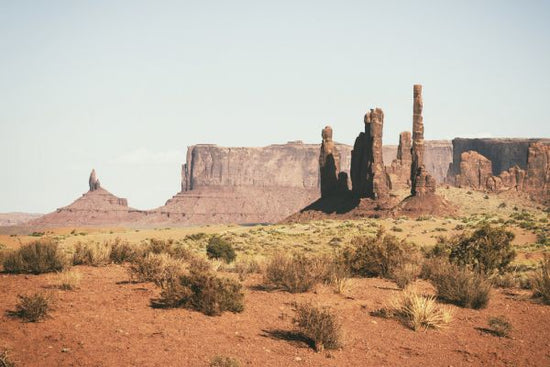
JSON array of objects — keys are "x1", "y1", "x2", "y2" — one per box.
[
  {"x1": 294, "y1": 302, "x2": 342, "y2": 352},
  {"x1": 3, "y1": 240, "x2": 68, "y2": 274}
]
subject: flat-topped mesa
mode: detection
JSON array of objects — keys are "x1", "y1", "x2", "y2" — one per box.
[
  {"x1": 410, "y1": 84, "x2": 436, "y2": 196},
  {"x1": 88, "y1": 169, "x2": 100, "y2": 191},
  {"x1": 351, "y1": 108, "x2": 391, "y2": 199},
  {"x1": 319, "y1": 125, "x2": 341, "y2": 197}
]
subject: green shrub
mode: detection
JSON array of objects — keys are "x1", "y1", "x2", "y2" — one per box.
[
  {"x1": 294, "y1": 303, "x2": 342, "y2": 352},
  {"x1": 206, "y1": 237, "x2": 236, "y2": 263},
  {"x1": 13, "y1": 292, "x2": 52, "y2": 322},
  {"x1": 488, "y1": 315, "x2": 512, "y2": 337},
  {"x1": 72, "y1": 241, "x2": 112, "y2": 266},
  {"x1": 340, "y1": 228, "x2": 420, "y2": 278},
  {"x1": 264, "y1": 252, "x2": 333, "y2": 293},
  {"x1": 3, "y1": 240, "x2": 68, "y2": 274},
  {"x1": 159, "y1": 262, "x2": 244, "y2": 316},
  {"x1": 532, "y1": 254, "x2": 550, "y2": 304},
  {"x1": 429, "y1": 261, "x2": 491, "y2": 309},
  {"x1": 448, "y1": 225, "x2": 515, "y2": 275}
]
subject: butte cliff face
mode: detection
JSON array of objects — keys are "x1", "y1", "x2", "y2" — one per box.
[{"x1": 448, "y1": 139, "x2": 550, "y2": 203}]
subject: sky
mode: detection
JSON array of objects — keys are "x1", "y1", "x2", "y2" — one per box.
[{"x1": 1, "y1": 0, "x2": 549, "y2": 213}]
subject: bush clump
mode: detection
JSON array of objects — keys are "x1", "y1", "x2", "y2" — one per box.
[
  {"x1": 264, "y1": 252, "x2": 333, "y2": 293},
  {"x1": 488, "y1": 315, "x2": 512, "y2": 337},
  {"x1": 12, "y1": 292, "x2": 52, "y2": 322},
  {"x1": 210, "y1": 355, "x2": 241, "y2": 367},
  {"x1": 206, "y1": 237, "x2": 236, "y2": 264},
  {"x1": 532, "y1": 254, "x2": 550, "y2": 304},
  {"x1": 72, "y1": 241, "x2": 112, "y2": 266},
  {"x1": 294, "y1": 303, "x2": 342, "y2": 352},
  {"x1": 428, "y1": 261, "x2": 491, "y2": 309},
  {"x1": 448, "y1": 224, "x2": 515, "y2": 275},
  {"x1": 159, "y1": 261, "x2": 244, "y2": 316},
  {"x1": 110, "y1": 238, "x2": 142, "y2": 263},
  {"x1": 129, "y1": 253, "x2": 186, "y2": 287},
  {"x1": 3, "y1": 240, "x2": 68, "y2": 274},
  {"x1": 56, "y1": 269, "x2": 82, "y2": 290},
  {"x1": 340, "y1": 228, "x2": 420, "y2": 283}
]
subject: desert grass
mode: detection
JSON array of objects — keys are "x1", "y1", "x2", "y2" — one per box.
[
  {"x1": 389, "y1": 288, "x2": 452, "y2": 331},
  {"x1": 294, "y1": 302, "x2": 342, "y2": 352},
  {"x1": 72, "y1": 241, "x2": 112, "y2": 266},
  {"x1": 3, "y1": 239, "x2": 69, "y2": 274},
  {"x1": 11, "y1": 292, "x2": 53, "y2": 322},
  {"x1": 56, "y1": 269, "x2": 82, "y2": 290},
  {"x1": 532, "y1": 254, "x2": 550, "y2": 304}
]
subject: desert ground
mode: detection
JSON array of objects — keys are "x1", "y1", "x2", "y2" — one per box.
[{"x1": 1, "y1": 187, "x2": 549, "y2": 367}]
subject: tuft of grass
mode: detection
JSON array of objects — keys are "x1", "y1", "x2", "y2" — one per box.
[
  {"x1": 331, "y1": 275, "x2": 355, "y2": 295},
  {"x1": 12, "y1": 292, "x2": 52, "y2": 322},
  {"x1": 294, "y1": 302, "x2": 342, "y2": 352},
  {"x1": 488, "y1": 315, "x2": 512, "y2": 337},
  {"x1": 3, "y1": 240, "x2": 68, "y2": 274},
  {"x1": 209, "y1": 355, "x2": 240, "y2": 367},
  {"x1": 389, "y1": 288, "x2": 452, "y2": 331},
  {"x1": 56, "y1": 269, "x2": 82, "y2": 290},
  {"x1": 532, "y1": 254, "x2": 550, "y2": 304}
]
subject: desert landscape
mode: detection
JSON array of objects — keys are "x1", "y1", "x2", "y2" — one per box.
[{"x1": 1, "y1": 2, "x2": 550, "y2": 367}]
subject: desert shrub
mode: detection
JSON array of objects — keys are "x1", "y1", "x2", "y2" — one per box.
[
  {"x1": 233, "y1": 256, "x2": 262, "y2": 281},
  {"x1": 294, "y1": 303, "x2": 342, "y2": 352},
  {"x1": 145, "y1": 238, "x2": 174, "y2": 254},
  {"x1": 0, "y1": 350, "x2": 15, "y2": 367},
  {"x1": 56, "y1": 269, "x2": 82, "y2": 290},
  {"x1": 488, "y1": 315, "x2": 512, "y2": 337},
  {"x1": 13, "y1": 292, "x2": 52, "y2": 322},
  {"x1": 159, "y1": 262, "x2": 244, "y2": 316},
  {"x1": 110, "y1": 238, "x2": 142, "y2": 263},
  {"x1": 128, "y1": 253, "x2": 186, "y2": 287},
  {"x1": 72, "y1": 241, "x2": 112, "y2": 266},
  {"x1": 532, "y1": 254, "x2": 550, "y2": 304},
  {"x1": 3, "y1": 240, "x2": 68, "y2": 274},
  {"x1": 331, "y1": 276, "x2": 355, "y2": 295},
  {"x1": 340, "y1": 228, "x2": 420, "y2": 279},
  {"x1": 391, "y1": 263, "x2": 421, "y2": 289},
  {"x1": 206, "y1": 237, "x2": 236, "y2": 264},
  {"x1": 264, "y1": 252, "x2": 334, "y2": 293},
  {"x1": 428, "y1": 261, "x2": 491, "y2": 309},
  {"x1": 447, "y1": 225, "x2": 515, "y2": 275},
  {"x1": 210, "y1": 355, "x2": 240, "y2": 367},
  {"x1": 489, "y1": 272, "x2": 519, "y2": 288},
  {"x1": 389, "y1": 288, "x2": 452, "y2": 331}
]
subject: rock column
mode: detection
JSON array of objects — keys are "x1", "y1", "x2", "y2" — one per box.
[
  {"x1": 89, "y1": 169, "x2": 100, "y2": 191},
  {"x1": 410, "y1": 85, "x2": 436, "y2": 196},
  {"x1": 351, "y1": 108, "x2": 390, "y2": 199},
  {"x1": 319, "y1": 126, "x2": 340, "y2": 197}
]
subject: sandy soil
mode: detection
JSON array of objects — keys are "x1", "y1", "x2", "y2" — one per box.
[{"x1": 1, "y1": 265, "x2": 549, "y2": 367}]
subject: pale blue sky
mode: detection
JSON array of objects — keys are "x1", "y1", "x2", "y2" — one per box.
[{"x1": 1, "y1": 0, "x2": 549, "y2": 213}]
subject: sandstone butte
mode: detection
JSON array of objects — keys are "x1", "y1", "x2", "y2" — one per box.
[{"x1": 24, "y1": 84, "x2": 550, "y2": 227}]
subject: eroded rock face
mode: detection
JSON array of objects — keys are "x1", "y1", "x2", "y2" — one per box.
[
  {"x1": 319, "y1": 126, "x2": 341, "y2": 197},
  {"x1": 525, "y1": 142, "x2": 550, "y2": 201},
  {"x1": 410, "y1": 84, "x2": 436, "y2": 196},
  {"x1": 351, "y1": 108, "x2": 391, "y2": 199},
  {"x1": 89, "y1": 169, "x2": 100, "y2": 191},
  {"x1": 455, "y1": 151, "x2": 493, "y2": 189},
  {"x1": 389, "y1": 131, "x2": 412, "y2": 189}
]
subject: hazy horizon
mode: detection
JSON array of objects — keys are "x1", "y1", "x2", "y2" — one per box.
[{"x1": 1, "y1": 1, "x2": 549, "y2": 213}]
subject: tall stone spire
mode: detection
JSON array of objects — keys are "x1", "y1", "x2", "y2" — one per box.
[
  {"x1": 319, "y1": 125, "x2": 340, "y2": 197},
  {"x1": 89, "y1": 169, "x2": 100, "y2": 191}
]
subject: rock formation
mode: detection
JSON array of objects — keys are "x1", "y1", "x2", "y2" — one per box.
[
  {"x1": 89, "y1": 169, "x2": 100, "y2": 191},
  {"x1": 350, "y1": 108, "x2": 391, "y2": 199},
  {"x1": 389, "y1": 131, "x2": 412, "y2": 189},
  {"x1": 455, "y1": 151, "x2": 493, "y2": 190},
  {"x1": 524, "y1": 142, "x2": 550, "y2": 202},
  {"x1": 410, "y1": 84, "x2": 436, "y2": 196},
  {"x1": 319, "y1": 126, "x2": 341, "y2": 197}
]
